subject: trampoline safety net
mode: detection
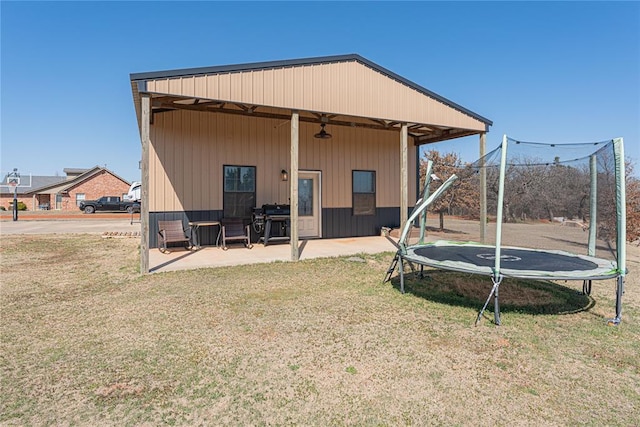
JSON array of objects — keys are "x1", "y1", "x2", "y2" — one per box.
[{"x1": 393, "y1": 135, "x2": 626, "y2": 326}]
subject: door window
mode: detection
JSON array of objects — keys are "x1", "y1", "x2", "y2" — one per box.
[{"x1": 299, "y1": 178, "x2": 313, "y2": 216}]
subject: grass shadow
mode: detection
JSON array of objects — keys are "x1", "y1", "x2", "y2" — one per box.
[{"x1": 390, "y1": 268, "x2": 595, "y2": 317}]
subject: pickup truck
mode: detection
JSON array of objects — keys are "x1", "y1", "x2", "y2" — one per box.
[{"x1": 79, "y1": 196, "x2": 140, "y2": 214}]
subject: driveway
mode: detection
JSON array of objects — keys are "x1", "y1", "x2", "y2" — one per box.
[{"x1": 0, "y1": 217, "x2": 141, "y2": 235}]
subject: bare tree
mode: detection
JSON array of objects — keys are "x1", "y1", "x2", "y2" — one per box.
[
  {"x1": 420, "y1": 150, "x2": 480, "y2": 230},
  {"x1": 625, "y1": 160, "x2": 640, "y2": 242}
]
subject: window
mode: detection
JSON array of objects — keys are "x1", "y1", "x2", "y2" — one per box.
[
  {"x1": 76, "y1": 193, "x2": 86, "y2": 207},
  {"x1": 353, "y1": 170, "x2": 376, "y2": 216},
  {"x1": 223, "y1": 165, "x2": 256, "y2": 218}
]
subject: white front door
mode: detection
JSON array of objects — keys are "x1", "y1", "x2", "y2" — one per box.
[{"x1": 298, "y1": 171, "x2": 321, "y2": 238}]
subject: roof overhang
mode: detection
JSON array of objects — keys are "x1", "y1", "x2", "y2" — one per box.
[{"x1": 130, "y1": 54, "x2": 492, "y2": 146}]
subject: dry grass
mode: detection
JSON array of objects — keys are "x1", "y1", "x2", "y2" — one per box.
[{"x1": 1, "y1": 234, "x2": 639, "y2": 426}]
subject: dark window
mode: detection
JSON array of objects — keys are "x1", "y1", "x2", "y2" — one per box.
[
  {"x1": 223, "y1": 165, "x2": 256, "y2": 218},
  {"x1": 353, "y1": 170, "x2": 376, "y2": 216}
]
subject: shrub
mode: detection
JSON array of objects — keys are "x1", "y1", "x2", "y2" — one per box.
[{"x1": 9, "y1": 201, "x2": 27, "y2": 211}]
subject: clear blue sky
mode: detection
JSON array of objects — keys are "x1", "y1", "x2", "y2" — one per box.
[{"x1": 2, "y1": 1, "x2": 639, "y2": 182}]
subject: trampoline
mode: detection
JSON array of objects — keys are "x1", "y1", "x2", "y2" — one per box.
[
  {"x1": 386, "y1": 136, "x2": 627, "y2": 326},
  {"x1": 405, "y1": 240, "x2": 618, "y2": 281}
]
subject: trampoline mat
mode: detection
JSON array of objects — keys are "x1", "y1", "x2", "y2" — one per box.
[
  {"x1": 413, "y1": 245, "x2": 598, "y2": 272},
  {"x1": 404, "y1": 241, "x2": 619, "y2": 280}
]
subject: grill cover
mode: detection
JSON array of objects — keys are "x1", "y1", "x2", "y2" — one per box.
[{"x1": 262, "y1": 204, "x2": 290, "y2": 216}]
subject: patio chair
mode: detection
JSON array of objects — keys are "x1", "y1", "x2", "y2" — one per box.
[
  {"x1": 221, "y1": 218, "x2": 253, "y2": 250},
  {"x1": 158, "y1": 220, "x2": 192, "y2": 253}
]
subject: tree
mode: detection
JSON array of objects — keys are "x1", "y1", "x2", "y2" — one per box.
[
  {"x1": 419, "y1": 150, "x2": 480, "y2": 230},
  {"x1": 626, "y1": 160, "x2": 640, "y2": 242}
]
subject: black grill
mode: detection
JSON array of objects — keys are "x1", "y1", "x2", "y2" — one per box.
[{"x1": 252, "y1": 204, "x2": 291, "y2": 246}]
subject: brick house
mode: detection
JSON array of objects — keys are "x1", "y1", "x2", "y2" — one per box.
[{"x1": 1, "y1": 166, "x2": 132, "y2": 211}]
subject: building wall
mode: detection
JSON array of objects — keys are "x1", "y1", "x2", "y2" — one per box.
[
  {"x1": 149, "y1": 110, "x2": 416, "y2": 212},
  {"x1": 0, "y1": 194, "x2": 37, "y2": 211},
  {"x1": 147, "y1": 109, "x2": 417, "y2": 247},
  {"x1": 62, "y1": 171, "x2": 130, "y2": 211}
]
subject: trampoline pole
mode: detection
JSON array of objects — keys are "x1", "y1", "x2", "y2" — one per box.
[
  {"x1": 419, "y1": 160, "x2": 433, "y2": 245},
  {"x1": 476, "y1": 275, "x2": 502, "y2": 326},
  {"x1": 611, "y1": 138, "x2": 625, "y2": 327},
  {"x1": 588, "y1": 154, "x2": 597, "y2": 257},
  {"x1": 494, "y1": 283, "x2": 501, "y2": 326},
  {"x1": 475, "y1": 276, "x2": 502, "y2": 326},
  {"x1": 399, "y1": 257, "x2": 405, "y2": 294},
  {"x1": 610, "y1": 276, "x2": 623, "y2": 326}
]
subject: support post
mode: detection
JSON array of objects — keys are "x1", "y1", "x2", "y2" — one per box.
[
  {"x1": 140, "y1": 95, "x2": 151, "y2": 274},
  {"x1": 479, "y1": 132, "x2": 487, "y2": 243},
  {"x1": 12, "y1": 187, "x2": 18, "y2": 221},
  {"x1": 400, "y1": 124, "x2": 408, "y2": 228},
  {"x1": 290, "y1": 111, "x2": 299, "y2": 261}
]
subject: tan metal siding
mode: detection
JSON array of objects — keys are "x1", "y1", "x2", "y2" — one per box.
[
  {"x1": 148, "y1": 110, "x2": 414, "y2": 212},
  {"x1": 145, "y1": 61, "x2": 485, "y2": 131}
]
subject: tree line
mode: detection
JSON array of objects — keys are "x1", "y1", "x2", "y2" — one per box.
[{"x1": 420, "y1": 149, "x2": 640, "y2": 242}]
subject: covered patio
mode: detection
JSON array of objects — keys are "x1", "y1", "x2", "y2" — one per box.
[
  {"x1": 131, "y1": 54, "x2": 492, "y2": 274},
  {"x1": 149, "y1": 235, "x2": 397, "y2": 273}
]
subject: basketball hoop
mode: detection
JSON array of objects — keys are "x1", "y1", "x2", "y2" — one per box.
[
  {"x1": 5, "y1": 168, "x2": 22, "y2": 222},
  {"x1": 5, "y1": 169, "x2": 20, "y2": 189}
]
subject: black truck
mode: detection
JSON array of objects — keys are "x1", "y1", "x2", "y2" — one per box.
[{"x1": 79, "y1": 196, "x2": 140, "y2": 214}]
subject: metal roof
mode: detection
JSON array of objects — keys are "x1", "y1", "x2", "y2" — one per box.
[{"x1": 130, "y1": 54, "x2": 492, "y2": 126}]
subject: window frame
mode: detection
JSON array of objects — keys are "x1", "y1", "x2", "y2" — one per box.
[
  {"x1": 75, "y1": 193, "x2": 86, "y2": 207},
  {"x1": 352, "y1": 170, "x2": 376, "y2": 216},
  {"x1": 223, "y1": 165, "x2": 256, "y2": 219}
]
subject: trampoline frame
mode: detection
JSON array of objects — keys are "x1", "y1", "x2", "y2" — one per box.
[{"x1": 386, "y1": 136, "x2": 627, "y2": 326}]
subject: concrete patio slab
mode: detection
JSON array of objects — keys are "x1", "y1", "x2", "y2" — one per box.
[{"x1": 150, "y1": 236, "x2": 398, "y2": 273}]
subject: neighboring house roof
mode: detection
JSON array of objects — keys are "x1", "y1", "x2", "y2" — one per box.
[
  {"x1": 63, "y1": 168, "x2": 90, "y2": 175},
  {"x1": 130, "y1": 54, "x2": 492, "y2": 145},
  {"x1": 1, "y1": 166, "x2": 130, "y2": 196},
  {"x1": 0, "y1": 175, "x2": 66, "y2": 195}
]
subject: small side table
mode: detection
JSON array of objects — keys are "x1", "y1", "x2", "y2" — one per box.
[{"x1": 188, "y1": 221, "x2": 221, "y2": 249}]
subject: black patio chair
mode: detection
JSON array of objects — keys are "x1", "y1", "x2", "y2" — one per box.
[{"x1": 220, "y1": 218, "x2": 253, "y2": 250}]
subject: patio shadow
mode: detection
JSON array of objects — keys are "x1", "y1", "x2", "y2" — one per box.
[{"x1": 150, "y1": 249, "x2": 199, "y2": 273}]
